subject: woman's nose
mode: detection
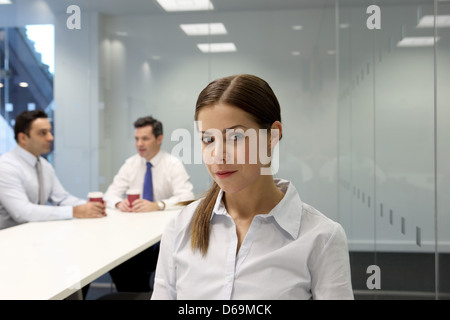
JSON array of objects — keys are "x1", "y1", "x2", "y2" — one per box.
[{"x1": 213, "y1": 140, "x2": 230, "y2": 164}]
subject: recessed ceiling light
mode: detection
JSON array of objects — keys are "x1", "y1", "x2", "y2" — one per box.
[
  {"x1": 197, "y1": 42, "x2": 237, "y2": 53},
  {"x1": 292, "y1": 25, "x2": 303, "y2": 31},
  {"x1": 156, "y1": 0, "x2": 213, "y2": 12},
  {"x1": 0, "y1": 0, "x2": 12, "y2": 5},
  {"x1": 397, "y1": 37, "x2": 440, "y2": 47},
  {"x1": 19, "y1": 82, "x2": 29, "y2": 88},
  {"x1": 180, "y1": 23, "x2": 227, "y2": 36},
  {"x1": 291, "y1": 51, "x2": 300, "y2": 56},
  {"x1": 339, "y1": 23, "x2": 350, "y2": 29},
  {"x1": 417, "y1": 15, "x2": 450, "y2": 28}
]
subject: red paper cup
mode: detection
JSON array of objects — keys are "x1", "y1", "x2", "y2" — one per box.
[
  {"x1": 88, "y1": 191, "x2": 104, "y2": 203},
  {"x1": 126, "y1": 189, "x2": 140, "y2": 207}
]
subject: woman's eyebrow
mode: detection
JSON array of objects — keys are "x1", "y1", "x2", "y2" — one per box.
[{"x1": 201, "y1": 125, "x2": 249, "y2": 134}]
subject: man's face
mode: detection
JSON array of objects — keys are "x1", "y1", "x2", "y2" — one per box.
[
  {"x1": 135, "y1": 125, "x2": 163, "y2": 161},
  {"x1": 20, "y1": 118, "x2": 54, "y2": 157}
]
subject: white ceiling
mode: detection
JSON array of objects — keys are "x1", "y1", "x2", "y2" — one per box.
[
  {"x1": 40, "y1": 0, "x2": 336, "y2": 15},
  {"x1": 37, "y1": 0, "x2": 431, "y2": 15},
  {"x1": 1, "y1": 0, "x2": 441, "y2": 60}
]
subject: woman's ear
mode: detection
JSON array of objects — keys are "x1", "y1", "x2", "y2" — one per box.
[{"x1": 269, "y1": 121, "x2": 282, "y2": 149}]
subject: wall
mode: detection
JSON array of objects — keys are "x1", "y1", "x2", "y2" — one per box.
[{"x1": 53, "y1": 11, "x2": 100, "y2": 198}]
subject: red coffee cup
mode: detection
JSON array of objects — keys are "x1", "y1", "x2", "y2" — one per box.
[
  {"x1": 126, "y1": 189, "x2": 140, "y2": 207},
  {"x1": 88, "y1": 191, "x2": 104, "y2": 203}
]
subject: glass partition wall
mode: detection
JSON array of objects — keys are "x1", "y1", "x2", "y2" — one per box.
[
  {"x1": 0, "y1": 0, "x2": 448, "y2": 299},
  {"x1": 338, "y1": 0, "x2": 450, "y2": 299}
]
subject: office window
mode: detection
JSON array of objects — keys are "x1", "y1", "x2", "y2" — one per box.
[{"x1": 0, "y1": 25, "x2": 54, "y2": 159}]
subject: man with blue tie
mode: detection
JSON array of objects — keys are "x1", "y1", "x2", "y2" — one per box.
[{"x1": 104, "y1": 115, "x2": 194, "y2": 293}]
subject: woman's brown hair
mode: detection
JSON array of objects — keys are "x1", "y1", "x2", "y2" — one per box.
[{"x1": 191, "y1": 74, "x2": 282, "y2": 255}]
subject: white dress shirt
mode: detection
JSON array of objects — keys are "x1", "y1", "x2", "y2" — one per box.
[
  {"x1": 0, "y1": 146, "x2": 86, "y2": 230},
  {"x1": 103, "y1": 150, "x2": 195, "y2": 209},
  {"x1": 151, "y1": 179, "x2": 354, "y2": 300}
]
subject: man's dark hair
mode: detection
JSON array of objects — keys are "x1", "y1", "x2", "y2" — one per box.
[
  {"x1": 133, "y1": 116, "x2": 163, "y2": 138},
  {"x1": 14, "y1": 110, "x2": 48, "y2": 142}
]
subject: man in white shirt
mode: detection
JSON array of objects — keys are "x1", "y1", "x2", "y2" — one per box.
[
  {"x1": 104, "y1": 115, "x2": 194, "y2": 293},
  {"x1": 0, "y1": 110, "x2": 106, "y2": 230}
]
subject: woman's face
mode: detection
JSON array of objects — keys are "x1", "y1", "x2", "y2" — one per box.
[{"x1": 197, "y1": 103, "x2": 277, "y2": 194}]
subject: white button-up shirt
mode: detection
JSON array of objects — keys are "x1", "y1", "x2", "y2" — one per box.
[
  {"x1": 103, "y1": 150, "x2": 194, "y2": 209},
  {"x1": 152, "y1": 179, "x2": 354, "y2": 300},
  {"x1": 0, "y1": 146, "x2": 85, "y2": 230}
]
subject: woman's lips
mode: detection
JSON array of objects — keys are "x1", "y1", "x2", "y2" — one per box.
[{"x1": 215, "y1": 170, "x2": 237, "y2": 179}]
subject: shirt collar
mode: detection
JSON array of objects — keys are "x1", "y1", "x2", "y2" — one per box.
[
  {"x1": 14, "y1": 145, "x2": 40, "y2": 167},
  {"x1": 266, "y1": 179, "x2": 303, "y2": 240},
  {"x1": 212, "y1": 188, "x2": 227, "y2": 217},
  {"x1": 211, "y1": 178, "x2": 303, "y2": 240}
]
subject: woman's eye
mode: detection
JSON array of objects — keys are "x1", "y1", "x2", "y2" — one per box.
[
  {"x1": 229, "y1": 133, "x2": 244, "y2": 141},
  {"x1": 202, "y1": 136, "x2": 214, "y2": 144}
]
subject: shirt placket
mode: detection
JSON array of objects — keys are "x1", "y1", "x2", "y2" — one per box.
[
  {"x1": 221, "y1": 217, "x2": 238, "y2": 299},
  {"x1": 220, "y1": 215, "x2": 262, "y2": 299}
]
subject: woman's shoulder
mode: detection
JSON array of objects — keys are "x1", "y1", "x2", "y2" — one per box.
[
  {"x1": 300, "y1": 202, "x2": 346, "y2": 238},
  {"x1": 172, "y1": 198, "x2": 204, "y2": 227},
  {"x1": 163, "y1": 199, "x2": 204, "y2": 248}
]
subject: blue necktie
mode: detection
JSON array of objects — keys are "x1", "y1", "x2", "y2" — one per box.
[{"x1": 143, "y1": 162, "x2": 153, "y2": 201}]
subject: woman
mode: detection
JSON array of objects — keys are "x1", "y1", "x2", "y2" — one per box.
[{"x1": 151, "y1": 74, "x2": 354, "y2": 300}]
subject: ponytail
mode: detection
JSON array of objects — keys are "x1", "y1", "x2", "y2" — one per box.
[{"x1": 190, "y1": 182, "x2": 221, "y2": 256}]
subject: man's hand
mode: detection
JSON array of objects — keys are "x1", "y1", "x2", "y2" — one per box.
[
  {"x1": 116, "y1": 199, "x2": 132, "y2": 212},
  {"x1": 130, "y1": 199, "x2": 159, "y2": 212},
  {"x1": 73, "y1": 201, "x2": 107, "y2": 219}
]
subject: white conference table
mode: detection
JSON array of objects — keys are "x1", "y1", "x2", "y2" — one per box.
[{"x1": 0, "y1": 207, "x2": 180, "y2": 300}]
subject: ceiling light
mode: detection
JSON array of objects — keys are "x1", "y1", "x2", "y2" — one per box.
[
  {"x1": 291, "y1": 51, "x2": 300, "y2": 56},
  {"x1": 0, "y1": 83, "x2": 3, "y2": 88},
  {"x1": 339, "y1": 23, "x2": 350, "y2": 29},
  {"x1": 292, "y1": 25, "x2": 303, "y2": 31},
  {"x1": 197, "y1": 43, "x2": 237, "y2": 53},
  {"x1": 0, "y1": 0, "x2": 12, "y2": 5},
  {"x1": 180, "y1": 23, "x2": 227, "y2": 36},
  {"x1": 417, "y1": 15, "x2": 450, "y2": 28},
  {"x1": 397, "y1": 37, "x2": 440, "y2": 47},
  {"x1": 19, "y1": 82, "x2": 29, "y2": 87},
  {"x1": 156, "y1": 0, "x2": 213, "y2": 12}
]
